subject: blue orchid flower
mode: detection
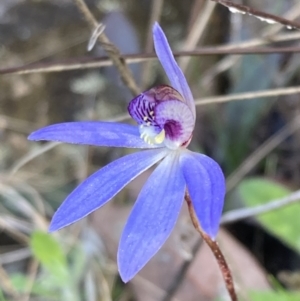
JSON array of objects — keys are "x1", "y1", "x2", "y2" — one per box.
[{"x1": 28, "y1": 23, "x2": 225, "y2": 282}]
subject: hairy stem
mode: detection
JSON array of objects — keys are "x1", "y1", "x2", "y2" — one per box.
[{"x1": 185, "y1": 193, "x2": 238, "y2": 301}]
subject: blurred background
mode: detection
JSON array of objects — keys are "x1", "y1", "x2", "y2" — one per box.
[{"x1": 1, "y1": 0, "x2": 300, "y2": 300}]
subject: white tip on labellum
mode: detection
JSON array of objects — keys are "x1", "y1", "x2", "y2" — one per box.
[{"x1": 87, "y1": 23, "x2": 106, "y2": 52}]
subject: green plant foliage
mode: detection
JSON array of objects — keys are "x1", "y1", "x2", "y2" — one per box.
[
  {"x1": 250, "y1": 290, "x2": 300, "y2": 301},
  {"x1": 10, "y1": 273, "x2": 59, "y2": 298},
  {"x1": 10, "y1": 233, "x2": 90, "y2": 301},
  {"x1": 0, "y1": 289, "x2": 7, "y2": 301},
  {"x1": 239, "y1": 178, "x2": 300, "y2": 251},
  {"x1": 30, "y1": 231, "x2": 69, "y2": 283}
]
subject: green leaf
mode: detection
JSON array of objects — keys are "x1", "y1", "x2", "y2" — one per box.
[
  {"x1": 250, "y1": 290, "x2": 300, "y2": 301},
  {"x1": 69, "y1": 246, "x2": 86, "y2": 283},
  {"x1": 238, "y1": 178, "x2": 300, "y2": 251},
  {"x1": 0, "y1": 289, "x2": 7, "y2": 301},
  {"x1": 10, "y1": 273, "x2": 59, "y2": 298},
  {"x1": 30, "y1": 231, "x2": 69, "y2": 283},
  {"x1": 9, "y1": 273, "x2": 28, "y2": 293}
]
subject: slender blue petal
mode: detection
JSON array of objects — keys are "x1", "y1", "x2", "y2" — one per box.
[
  {"x1": 49, "y1": 149, "x2": 168, "y2": 231},
  {"x1": 29, "y1": 122, "x2": 162, "y2": 149},
  {"x1": 153, "y1": 23, "x2": 195, "y2": 118},
  {"x1": 179, "y1": 151, "x2": 225, "y2": 239},
  {"x1": 118, "y1": 152, "x2": 185, "y2": 282}
]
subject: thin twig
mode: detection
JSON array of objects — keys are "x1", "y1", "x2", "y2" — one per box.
[
  {"x1": 0, "y1": 218, "x2": 29, "y2": 244},
  {"x1": 263, "y1": 2, "x2": 300, "y2": 36},
  {"x1": 221, "y1": 189, "x2": 300, "y2": 224},
  {"x1": 185, "y1": 193, "x2": 238, "y2": 301},
  {"x1": 0, "y1": 264, "x2": 19, "y2": 299},
  {"x1": 162, "y1": 238, "x2": 203, "y2": 301},
  {"x1": 5, "y1": 44, "x2": 300, "y2": 75},
  {"x1": 179, "y1": 0, "x2": 216, "y2": 72},
  {"x1": 134, "y1": 275, "x2": 181, "y2": 301},
  {"x1": 201, "y1": 3, "x2": 300, "y2": 86},
  {"x1": 21, "y1": 260, "x2": 39, "y2": 301},
  {"x1": 9, "y1": 113, "x2": 133, "y2": 173},
  {"x1": 210, "y1": 0, "x2": 300, "y2": 29},
  {"x1": 142, "y1": 0, "x2": 164, "y2": 88},
  {"x1": 0, "y1": 115, "x2": 36, "y2": 134},
  {"x1": 7, "y1": 85, "x2": 300, "y2": 146},
  {"x1": 195, "y1": 85, "x2": 300, "y2": 106},
  {"x1": 0, "y1": 248, "x2": 31, "y2": 265},
  {"x1": 9, "y1": 142, "x2": 60, "y2": 176},
  {"x1": 4, "y1": 85, "x2": 299, "y2": 150},
  {"x1": 73, "y1": 0, "x2": 139, "y2": 96}
]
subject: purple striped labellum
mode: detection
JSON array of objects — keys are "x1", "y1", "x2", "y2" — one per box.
[{"x1": 128, "y1": 85, "x2": 194, "y2": 149}]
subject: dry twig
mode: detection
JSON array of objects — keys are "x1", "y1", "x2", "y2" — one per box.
[
  {"x1": 4, "y1": 43, "x2": 300, "y2": 76},
  {"x1": 73, "y1": 0, "x2": 139, "y2": 96},
  {"x1": 221, "y1": 189, "x2": 300, "y2": 224},
  {"x1": 210, "y1": 0, "x2": 300, "y2": 29}
]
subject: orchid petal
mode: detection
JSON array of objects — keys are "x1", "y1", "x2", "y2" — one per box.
[
  {"x1": 29, "y1": 122, "x2": 161, "y2": 149},
  {"x1": 118, "y1": 153, "x2": 185, "y2": 282},
  {"x1": 179, "y1": 151, "x2": 225, "y2": 239},
  {"x1": 49, "y1": 149, "x2": 168, "y2": 231},
  {"x1": 153, "y1": 23, "x2": 195, "y2": 118}
]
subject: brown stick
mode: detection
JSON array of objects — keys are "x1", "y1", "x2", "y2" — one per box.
[
  {"x1": 4, "y1": 44, "x2": 300, "y2": 76},
  {"x1": 210, "y1": 0, "x2": 300, "y2": 30},
  {"x1": 185, "y1": 193, "x2": 238, "y2": 301},
  {"x1": 73, "y1": 0, "x2": 140, "y2": 96}
]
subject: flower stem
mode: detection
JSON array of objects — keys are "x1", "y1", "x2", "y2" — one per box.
[{"x1": 185, "y1": 193, "x2": 238, "y2": 301}]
